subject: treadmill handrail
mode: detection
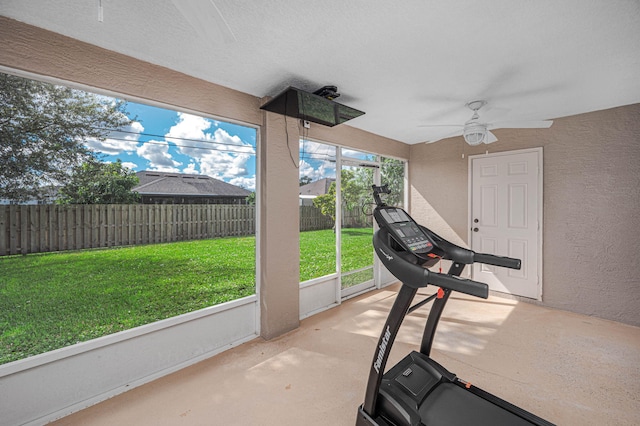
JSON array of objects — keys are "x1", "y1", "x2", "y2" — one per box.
[
  {"x1": 419, "y1": 225, "x2": 522, "y2": 270},
  {"x1": 373, "y1": 230, "x2": 489, "y2": 299}
]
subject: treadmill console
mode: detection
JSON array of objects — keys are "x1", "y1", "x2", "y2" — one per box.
[{"x1": 376, "y1": 207, "x2": 434, "y2": 256}]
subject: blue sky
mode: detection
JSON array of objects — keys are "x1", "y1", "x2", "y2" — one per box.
[
  {"x1": 86, "y1": 101, "x2": 258, "y2": 191},
  {"x1": 299, "y1": 139, "x2": 336, "y2": 182},
  {"x1": 85, "y1": 98, "x2": 365, "y2": 191}
]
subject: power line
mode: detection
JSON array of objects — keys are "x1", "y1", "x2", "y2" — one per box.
[
  {"x1": 300, "y1": 153, "x2": 336, "y2": 162},
  {"x1": 98, "y1": 128, "x2": 340, "y2": 161},
  {"x1": 95, "y1": 126, "x2": 256, "y2": 151},
  {"x1": 99, "y1": 136, "x2": 256, "y2": 156}
]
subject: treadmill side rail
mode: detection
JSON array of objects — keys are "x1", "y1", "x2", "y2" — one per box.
[{"x1": 356, "y1": 405, "x2": 392, "y2": 426}]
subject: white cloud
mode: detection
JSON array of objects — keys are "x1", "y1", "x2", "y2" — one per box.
[
  {"x1": 182, "y1": 162, "x2": 198, "y2": 174},
  {"x1": 86, "y1": 121, "x2": 144, "y2": 155},
  {"x1": 300, "y1": 140, "x2": 336, "y2": 159},
  {"x1": 121, "y1": 161, "x2": 138, "y2": 171},
  {"x1": 136, "y1": 140, "x2": 182, "y2": 172},
  {"x1": 199, "y1": 151, "x2": 251, "y2": 181},
  {"x1": 228, "y1": 176, "x2": 256, "y2": 191},
  {"x1": 100, "y1": 159, "x2": 138, "y2": 171},
  {"x1": 165, "y1": 112, "x2": 255, "y2": 181},
  {"x1": 299, "y1": 140, "x2": 337, "y2": 182},
  {"x1": 165, "y1": 113, "x2": 212, "y2": 146},
  {"x1": 299, "y1": 159, "x2": 317, "y2": 179},
  {"x1": 341, "y1": 147, "x2": 373, "y2": 160},
  {"x1": 299, "y1": 159, "x2": 336, "y2": 182}
]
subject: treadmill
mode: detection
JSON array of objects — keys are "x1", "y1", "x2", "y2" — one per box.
[{"x1": 356, "y1": 185, "x2": 554, "y2": 426}]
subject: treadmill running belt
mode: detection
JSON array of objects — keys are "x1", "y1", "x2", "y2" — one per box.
[{"x1": 419, "y1": 383, "x2": 535, "y2": 426}]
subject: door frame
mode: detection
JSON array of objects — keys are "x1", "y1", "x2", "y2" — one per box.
[
  {"x1": 338, "y1": 154, "x2": 380, "y2": 299},
  {"x1": 467, "y1": 147, "x2": 544, "y2": 300}
]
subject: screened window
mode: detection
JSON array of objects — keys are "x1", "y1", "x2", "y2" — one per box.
[
  {"x1": 0, "y1": 72, "x2": 257, "y2": 365},
  {"x1": 299, "y1": 139, "x2": 337, "y2": 282},
  {"x1": 298, "y1": 140, "x2": 407, "y2": 297}
]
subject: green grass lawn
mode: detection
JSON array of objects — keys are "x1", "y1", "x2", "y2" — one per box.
[
  {"x1": 299, "y1": 227, "x2": 374, "y2": 282},
  {"x1": 1, "y1": 228, "x2": 373, "y2": 365},
  {"x1": 340, "y1": 228, "x2": 375, "y2": 272},
  {"x1": 0, "y1": 237, "x2": 256, "y2": 365},
  {"x1": 299, "y1": 229, "x2": 336, "y2": 281}
]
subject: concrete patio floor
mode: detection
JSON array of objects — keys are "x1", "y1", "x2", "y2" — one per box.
[{"x1": 51, "y1": 284, "x2": 640, "y2": 425}]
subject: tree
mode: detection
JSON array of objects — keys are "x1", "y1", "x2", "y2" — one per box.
[
  {"x1": 313, "y1": 161, "x2": 406, "y2": 223},
  {"x1": 313, "y1": 180, "x2": 337, "y2": 222},
  {"x1": 381, "y1": 158, "x2": 405, "y2": 206},
  {"x1": 57, "y1": 159, "x2": 140, "y2": 204},
  {"x1": 313, "y1": 168, "x2": 371, "y2": 222},
  {"x1": 345, "y1": 167, "x2": 374, "y2": 209},
  {"x1": 0, "y1": 72, "x2": 132, "y2": 201},
  {"x1": 299, "y1": 176, "x2": 312, "y2": 186},
  {"x1": 245, "y1": 192, "x2": 256, "y2": 205}
]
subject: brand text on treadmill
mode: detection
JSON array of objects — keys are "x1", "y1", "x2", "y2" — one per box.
[{"x1": 374, "y1": 326, "x2": 392, "y2": 373}]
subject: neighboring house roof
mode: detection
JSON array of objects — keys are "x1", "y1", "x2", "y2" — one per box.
[
  {"x1": 299, "y1": 178, "x2": 335, "y2": 198},
  {"x1": 133, "y1": 171, "x2": 251, "y2": 197}
]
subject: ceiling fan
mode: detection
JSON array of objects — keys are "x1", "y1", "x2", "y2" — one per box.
[
  {"x1": 171, "y1": 0, "x2": 237, "y2": 44},
  {"x1": 421, "y1": 100, "x2": 553, "y2": 145}
]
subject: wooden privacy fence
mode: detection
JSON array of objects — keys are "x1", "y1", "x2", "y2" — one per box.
[
  {"x1": 0, "y1": 204, "x2": 257, "y2": 256},
  {"x1": 0, "y1": 204, "x2": 348, "y2": 256},
  {"x1": 299, "y1": 205, "x2": 334, "y2": 231},
  {"x1": 300, "y1": 205, "x2": 373, "y2": 230}
]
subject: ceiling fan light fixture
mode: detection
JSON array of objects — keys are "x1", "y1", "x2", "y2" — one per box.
[{"x1": 463, "y1": 123, "x2": 486, "y2": 145}]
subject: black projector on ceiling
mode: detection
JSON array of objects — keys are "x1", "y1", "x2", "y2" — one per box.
[{"x1": 260, "y1": 86, "x2": 365, "y2": 127}]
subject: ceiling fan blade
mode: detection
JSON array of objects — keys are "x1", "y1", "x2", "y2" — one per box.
[
  {"x1": 172, "y1": 0, "x2": 237, "y2": 44},
  {"x1": 417, "y1": 124, "x2": 463, "y2": 128},
  {"x1": 485, "y1": 131, "x2": 498, "y2": 144},
  {"x1": 488, "y1": 120, "x2": 553, "y2": 130},
  {"x1": 425, "y1": 129, "x2": 463, "y2": 143}
]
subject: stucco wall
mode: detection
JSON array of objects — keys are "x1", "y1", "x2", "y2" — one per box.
[
  {"x1": 409, "y1": 104, "x2": 640, "y2": 326},
  {"x1": 307, "y1": 120, "x2": 410, "y2": 160},
  {"x1": 258, "y1": 111, "x2": 301, "y2": 338}
]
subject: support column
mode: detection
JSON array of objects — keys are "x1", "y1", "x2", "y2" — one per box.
[{"x1": 259, "y1": 108, "x2": 300, "y2": 339}]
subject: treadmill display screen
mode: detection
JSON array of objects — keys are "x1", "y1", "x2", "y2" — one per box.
[
  {"x1": 381, "y1": 208, "x2": 410, "y2": 224},
  {"x1": 379, "y1": 207, "x2": 434, "y2": 255}
]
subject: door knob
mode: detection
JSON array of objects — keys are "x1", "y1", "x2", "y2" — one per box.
[{"x1": 473, "y1": 227, "x2": 479, "y2": 232}]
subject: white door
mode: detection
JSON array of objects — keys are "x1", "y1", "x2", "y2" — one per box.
[{"x1": 470, "y1": 148, "x2": 542, "y2": 299}]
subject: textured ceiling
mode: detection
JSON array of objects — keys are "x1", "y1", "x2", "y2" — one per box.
[{"x1": 1, "y1": 0, "x2": 639, "y2": 144}]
